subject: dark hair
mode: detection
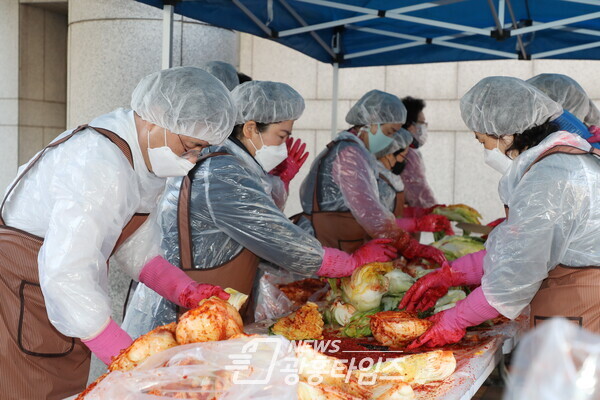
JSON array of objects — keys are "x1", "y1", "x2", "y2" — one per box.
[
  {"x1": 402, "y1": 96, "x2": 426, "y2": 128},
  {"x1": 505, "y1": 120, "x2": 560, "y2": 154},
  {"x1": 230, "y1": 121, "x2": 271, "y2": 139},
  {"x1": 237, "y1": 72, "x2": 252, "y2": 84}
]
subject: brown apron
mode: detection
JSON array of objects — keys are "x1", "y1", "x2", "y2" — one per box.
[
  {"x1": 0, "y1": 125, "x2": 149, "y2": 399},
  {"x1": 291, "y1": 140, "x2": 370, "y2": 253},
  {"x1": 503, "y1": 145, "x2": 600, "y2": 333},
  {"x1": 176, "y1": 153, "x2": 260, "y2": 321},
  {"x1": 378, "y1": 173, "x2": 405, "y2": 218}
]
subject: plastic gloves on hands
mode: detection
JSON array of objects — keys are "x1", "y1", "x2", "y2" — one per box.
[
  {"x1": 399, "y1": 250, "x2": 486, "y2": 312},
  {"x1": 139, "y1": 256, "x2": 229, "y2": 310},
  {"x1": 269, "y1": 137, "x2": 309, "y2": 190},
  {"x1": 399, "y1": 262, "x2": 464, "y2": 312},
  {"x1": 400, "y1": 238, "x2": 448, "y2": 266},
  {"x1": 82, "y1": 319, "x2": 133, "y2": 365},
  {"x1": 317, "y1": 239, "x2": 398, "y2": 278},
  {"x1": 407, "y1": 287, "x2": 500, "y2": 349},
  {"x1": 396, "y1": 215, "x2": 454, "y2": 235}
]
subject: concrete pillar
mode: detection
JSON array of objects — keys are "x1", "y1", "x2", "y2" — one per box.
[
  {"x1": 66, "y1": 0, "x2": 238, "y2": 382},
  {"x1": 0, "y1": 0, "x2": 20, "y2": 193},
  {"x1": 67, "y1": 0, "x2": 238, "y2": 126}
]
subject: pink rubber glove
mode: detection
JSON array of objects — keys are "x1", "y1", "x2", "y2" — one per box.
[
  {"x1": 407, "y1": 287, "x2": 500, "y2": 349},
  {"x1": 82, "y1": 319, "x2": 133, "y2": 365},
  {"x1": 139, "y1": 256, "x2": 229, "y2": 309},
  {"x1": 400, "y1": 238, "x2": 448, "y2": 266},
  {"x1": 317, "y1": 239, "x2": 398, "y2": 278},
  {"x1": 397, "y1": 215, "x2": 454, "y2": 235},
  {"x1": 269, "y1": 137, "x2": 309, "y2": 190},
  {"x1": 451, "y1": 250, "x2": 486, "y2": 285}
]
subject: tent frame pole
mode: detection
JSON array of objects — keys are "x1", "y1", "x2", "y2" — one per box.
[
  {"x1": 162, "y1": 4, "x2": 174, "y2": 69},
  {"x1": 331, "y1": 62, "x2": 339, "y2": 138}
]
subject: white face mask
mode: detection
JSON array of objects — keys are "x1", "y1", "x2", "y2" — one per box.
[
  {"x1": 483, "y1": 139, "x2": 512, "y2": 174},
  {"x1": 249, "y1": 132, "x2": 288, "y2": 172},
  {"x1": 414, "y1": 123, "x2": 428, "y2": 146},
  {"x1": 147, "y1": 129, "x2": 196, "y2": 178}
]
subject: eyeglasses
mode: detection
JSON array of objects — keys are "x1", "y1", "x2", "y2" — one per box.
[{"x1": 415, "y1": 121, "x2": 428, "y2": 127}]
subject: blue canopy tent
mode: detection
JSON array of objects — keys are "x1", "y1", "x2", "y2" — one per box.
[{"x1": 135, "y1": 0, "x2": 600, "y2": 134}]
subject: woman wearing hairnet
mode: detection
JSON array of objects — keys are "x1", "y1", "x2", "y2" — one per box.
[
  {"x1": 400, "y1": 76, "x2": 600, "y2": 348},
  {"x1": 298, "y1": 90, "x2": 450, "y2": 265},
  {"x1": 376, "y1": 128, "x2": 414, "y2": 217},
  {"x1": 527, "y1": 73, "x2": 600, "y2": 149},
  {"x1": 0, "y1": 67, "x2": 236, "y2": 398},
  {"x1": 123, "y1": 81, "x2": 397, "y2": 334}
]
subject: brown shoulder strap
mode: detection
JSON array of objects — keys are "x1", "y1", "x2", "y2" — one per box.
[
  {"x1": 524, "y1": 145, "x2": 600, "y2": 175},
  {"x1": 177, "y1": 152, "x2": 230, "y2": 270},
  {"x1": 312, "y1": 138, "x2": 356, "y2": 213},
  {"x1": 378, "y1": 173, "x2": 393, "y2": 187},
  {"x1": 0, "y1": 125, "x2": 133, "y2": 225}
]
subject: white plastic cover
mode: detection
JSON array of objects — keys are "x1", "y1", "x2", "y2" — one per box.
[
  {"x1": 345, "y1": 90, "x2": 407, "y2": 126},
  {"x1": 2, "y1": 109, "x2": 166, "y2": 339},
  {"x1": 400, "y1": 148, "x2": 437, "y2": 208},
  {"x1": 82, "y1": 336, "x2": 298, "y2": 399},
  {"x1": 231, "y1": 80, "x2": 305, "y2": 125},
  {"x1": 460, "y1": 76, "x2": 563, "y2": 136},
  {"x1": 299, "y1": 131, "x2": 398, "y2": 238},
  {"x1": 482, "y1": 131, "x2": 600, "y2": 319},
  {"x1": 527, "y1": 73, "x2": 600, "y2": 126},
  {"x1": 131, "y1": 66, "x2": 236, "y2": 144},
  {"x1": 505, "y1": 318, "x2": 600, "y2": 400},
  {"x1": 199, "y1": 60, "x2": 240, "y2": 91}
]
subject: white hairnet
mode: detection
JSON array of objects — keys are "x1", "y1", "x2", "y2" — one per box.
[
  {"x1": 346, "y1": 90, "x2": 407, "y2": 126},
  {"x1": 460, "y1": 76, "x2": 563, "y2": 136},
  {"x1": 199, "y1": 61, "x2": 240, "y2": 91},
  {"x1": 395, "y1": 128, "x2": 414, "y2": 149},
  {"x1": 131, "y1": 66, "x2": 236, "y2": 144},
  {"x1": 372, "y1": 134, "x2": 401, "y2": 159},
  {"x1": 231, "y1": 81, "x2": 305, "y2": 125},
  {"x1": 526, "y1": 73, "x2": 598, "y2": 124},
  {"x1": 372, "y1": 128, "x2": 413, "y2": 159}
]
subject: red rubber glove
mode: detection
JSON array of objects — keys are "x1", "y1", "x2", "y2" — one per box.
[
  {"x1": 269, "y1": 137, "x2": 309, "y2": 190},
  {"x1": 399, "y1": 262, "x2": 461, "y2": 312},
  {"x1": 139, "y1": 256, "x2": 229, "y2": 309},
  {"x1": 82, "y1": 319, "x2": 133, "y2": 365},
  {"x1": 588, "y1": 125, "x2": 600, "y2": 143},
  {"x1": 407, "y1": 287, "x2": 500, "y2": 349},
  {"x1": 404, "y1": 204, "x2": 446, "y2": 218},
  {"x1": 317, "y1": 239, "x2": 398, "y2": 278},
  {"x1": 400, "y1": 238, "x2": 448, "y2": 266},
  {"x1": 415, "y1": 215, "x2": 454, "y2": 235},
  {"x1": 400, "y1": 250, "x2": 486, "y2": 312}
]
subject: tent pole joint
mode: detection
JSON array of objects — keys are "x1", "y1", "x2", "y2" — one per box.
[{"x1": 491, "y1": 29, "x2": 511, "y2": 40}]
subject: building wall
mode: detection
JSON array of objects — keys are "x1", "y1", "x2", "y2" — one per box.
[
  {"x1": 19, "y1": 3, "x2": 67, "y2": 164},
  {"x1": 238, "y1": 33, "x2": 600, "y2": 224},
  {"x1": 0, "y1": 0, "x2": 20, "y2": 193}
]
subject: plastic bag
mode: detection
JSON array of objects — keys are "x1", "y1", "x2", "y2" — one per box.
[
  {"x1": 254, "y1": 262, "x2": 328, "y2": 322},
  {"x1": 122, "y1": 282, "x2": 177, "y2": 340},
  {"x1": 82, "y1": 335, "x2": 298, "y2": 399},
  {"x1": 504, "y1": 318, "x2": 600, "y2": 400}
]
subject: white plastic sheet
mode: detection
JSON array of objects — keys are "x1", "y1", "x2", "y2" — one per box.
[
  {"x1": 505, "y1": 318, "x2": 600, "y2": 400},
  {"x1": 81, "y1": 336, "x2": 298, "y2": 399}
]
